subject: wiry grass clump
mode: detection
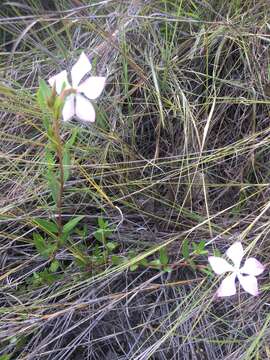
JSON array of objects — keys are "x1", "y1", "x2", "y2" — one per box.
[{"x1": 1, "y1": 0, "x2": 270, "y2": 359}]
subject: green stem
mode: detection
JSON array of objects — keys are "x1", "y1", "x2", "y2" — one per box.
[{"x1": 53, "y1": 116, "x2": 64, "y2": 246}]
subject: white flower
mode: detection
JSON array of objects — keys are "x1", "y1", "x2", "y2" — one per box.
[
  {"x1": 48, "y1": 52, "x2": 106, "y2": 122},
  {"x1": 208, "y1": 242, "x2": 265, "y2": 297}
]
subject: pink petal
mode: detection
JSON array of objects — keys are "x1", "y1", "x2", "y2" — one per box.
[
  {"x1": 71, "y1": 52, "x2": 92, "y2": 87},
  {"x1": 216, "y1": 273, "x2": 237, "y2": 297},
  {"x1": 48, "y1": 70, "x2": 70, "y2": 94},
  {"x1": 75, "y1": 94, "x2": 95, "y2": 122},
  {"x1": 62, "y1": 94, "x2": 75, "y2": 122},
  {"x1": 226, "y1": 242, "x2": 243, "y2": 269},
  {"x1": 78, "y1": 76, "x2": 106, "y2": 100},
  {"x1": 208, "y1": 256, "x2": 234, "y2": 275},
  {"x1": 240, "y1": 257, "x2": 265, "y2": 276},
  {"x1": 238, "y1": 274, "x2": 259, "y2": 296}
]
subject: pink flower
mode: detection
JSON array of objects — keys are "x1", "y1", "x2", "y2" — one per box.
[
  {"x1": 48, "y1": 52, "x2": 106, "y2": 122},
  {"x1": 208, "y1": 242, "x2": 265, "y2": 297}
]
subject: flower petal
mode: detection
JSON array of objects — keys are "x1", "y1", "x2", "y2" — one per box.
[
  {"x1": 62, "y1": 94, "x2": 75, "y2": 122},
  {"x1": 208, "y1": 256, "x2": 234, "y2": 275},
  {"x1": 71, "y1": 52, "x2": 92, "y2": 87},
  {"x1": 48, "y1": 70, "x2": 70, "y2": 94},
  {"x1": 226, "y1": 242, "x2": 243, "y2": 269},
  {"x1": 78, "y1": 76, "x2": 106, "y2": 100},
  {"x1": 240, "y1": 257, "x2": 265, "y2": 276},
  {"x1": 238, "y1": 274, "x2": 259, "y2": 296},
  {"x1": 75, "y1": 94, "x2": 95, "y2": 122},
  {"x1": 216, "y1": 273, "x2": 237, "y2": 297}
]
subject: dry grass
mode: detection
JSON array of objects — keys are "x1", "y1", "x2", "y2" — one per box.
[{"x1": 0, "y1": 0, "x2": 270, "y2": 359}]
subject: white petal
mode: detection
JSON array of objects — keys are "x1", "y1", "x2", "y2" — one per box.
[
  {"x1": 226, "y1": 242, "x2": 243, "y2": 269},
  {"x1": 208, "y1": 256, "x2": 234, "y2": 275},
  {"x1": 240, "y1": 257, "x2": 265, "y2": 276},
  {"x1": 216, "y1": 273, "x2": 237, "y2": 297},
  {"x1": 238, "y1": 274, "x2": 259, "y2": 296},
  {"x1": 48, "y1": 70, "x2": 70, "y2": 94},
  {"x1": 71, "y1": 52, "x2": 92, "y2": 87},
  {"x1": 75, "y1": 94, "x2": 95, "y2": 122},
  {"x1": 78, "y1": 76, "x2": 106, "y2": 100},
  {"x1": 62, "y1": 94, "x2": 75, "y2": 122}
]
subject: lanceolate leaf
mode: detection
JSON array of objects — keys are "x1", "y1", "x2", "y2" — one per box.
[
  {"x1": 37, "y1": 78, "x2": 52, "y2": 130},
  {"x1": 66, "y1": 128, "x2": 78, "y2": 148},
  {"x1": 47, "y1": 169, "x2": 60, "y2": 204},
  {"x1": 37, "y1": 78, "x2": 51, "y2": 110},
  {"x1": 33, "y1": 233, "x2": 46, "y2": 255},
  {"x1": 34, "y1": 218, "x2": 58, "y2": 234},
  {"x1": 63, "y1": 147, "x2": 71, "y2": 182},
  {"x1": 159, "y1": 247, "x2": 169, "y2": 265},
  {"x1": 63, "y1": 215, "x2": 85, "y2": 234},
  {"x1": 182, "y1": 239, "x2": 190, "y2": 259}
]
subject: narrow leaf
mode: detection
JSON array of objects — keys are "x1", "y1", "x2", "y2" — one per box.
[
  {"x1": 47, "y1": 169, "x2": 60, "y2": 204},
  {"x1": 49, "y1": 259, "x2": 60, "y2": 273},
  {"x1": 63, "y1": 147, "x2": 71, "y2": 182},
  {"x1": 149, "y1": 259, "x2": 162, "y2": 267},
  {"x1": 33, "y1": 233, "x2": 46, "y2": 255},
  {"x1": 106, "y1": 241, "x2": 118, "y2": 252},
  {"x1": 66, "y1": 128, "x2": 78, "y2": 148},
  {"x1": 34, "y1": 218, "x2": 58, "y2": 234},
  {"x1": 130, "y1": 264, "x2": 138, "y2": 272},
  {"x1": 182, "y1": 239, "x2": 190, "y2": 259},
  {"x1": 37, "y1": 78, "x2": 51, "y2": 109},
  {"x1": 111, "y1": 255, "x2": 124, "y2": 265},
  {"x1": 63, "y1": 215, "x2": 85, "y2": 234},
  {"x1": 159, "y1": 247, "x2": 169, "y2": 265}
]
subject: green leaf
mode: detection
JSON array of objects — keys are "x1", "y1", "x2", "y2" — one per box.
[
  {"x1": 47, "y1": 169, "x2": 60, "y2": 204},
  {"x1": 73, "y1": 224, "x2": 88, "y2": 239},
  {"x1": 0, "y1": 354, "x2": 11, "y2": 360},
  {"x1": 63, "y1": 147, "x2": 71, "y2": 182},
  {"x1": 200, "y1": 267, "x2": 213, "y2": 277},
  {"x1": 130, "y1": 264, "x2": 138, "y2": 272},
  {"x1": 37, "y1": 79, "x2": 52, "y2": 130},
  {"x1": 163, "y1": 266, "x2": 173, "y2": 273},
  {"x1": 128, "y1": 250, "x2": 137, "y2": 259},
  {"x1": 182, "y1": 239, "x2": 190, "y2": 259},
  {"x1": 149, "y1": 259, "x2": 162, "y2": 267},
  {"x1": 106, "y1": 241, "x2": 118, "y2": 252},
  {"x1": 34, "y1": 218, "x2": 59, "y2": 234},
  {"x1": 192, "y1": 241, "x2": 207, "y2": 255},
  {"x1": 42, "y1": 244, "x2": 57, "y2": 258},
  {"x1": 33, "y1": 232, "x2": 57, "y2": 259},
  {"x1": 33, "y1": 232, "x2": 46, "y2": 255},
  {"x1": 111, "y1": 255, "x2": 125, "y2": 265},
  {"x1": 74, "y1": 257, "x2": 88, "y2": 268},
  {"x1": 45, "y1": 148, "x2": 55, "y2": 168},
  {"x1": 63, "y1": 215, "x2": 85, "y2": 234},
  {"x1": 49, "y1": 259, "x2": 60, "y2": 273},
  {"x1": 37, "y1": 79, "x2": 51, "y2": 109},
  {"x1": 213, "y1": 249, "x2": 221, "y2": 257},
  {"x1": 198, "y1": 240, "x2": 206, "y2": 252},
  {"x1": 93, "y1": 228, "x2": 112, "y2": 243},
  {"x1": 187, "y1": 258, "x2": 196, "y2": 270},
  {"x1": 93, "y1": 245, "x2": 102, "y2": 257},
  {"x1": 159, "y1": 247, "x2": 169, "y2": 265},
  {"x1": 53, "y1": 96, "x2": 64, "y2": 118},
  {"x1": 39, "y1": 269, "x2": 59, "y2": 284},
  {"x1": 139, "y1": 258, "x2": 148, "y2": 267},
  {"x1": 93, "y1": 229, "x2": 104, "y2": 242},
  {"x1": 66, "y1": 128, "x2": 78, "y2": 148},
  {"x1": 98, "y1": 216, "x2": 106, "y2": 228},
  {"x1": 59, "y1": 232, "x2": 69, "y2": 245},
  {"x1": 82, "y1": 224, "x2": 88, "y2": 238}
]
